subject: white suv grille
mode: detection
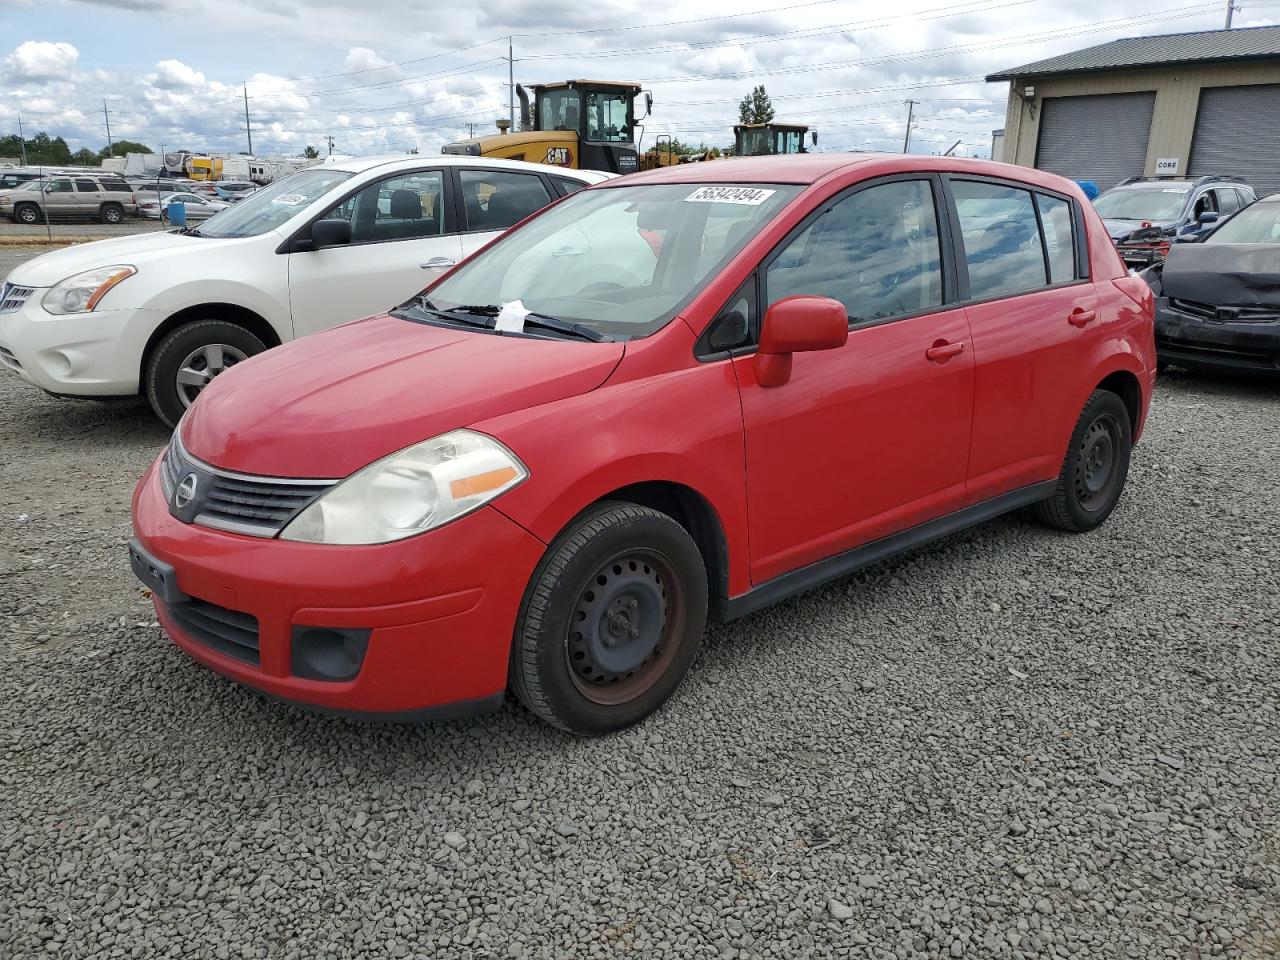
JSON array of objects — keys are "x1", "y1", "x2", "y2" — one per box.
[{"x1": 0, "y1": 282, "x2": 35, "y2": 314}]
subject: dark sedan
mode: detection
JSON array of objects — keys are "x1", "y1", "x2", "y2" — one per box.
[{"x1": 1143, "y1": 195, "x2": 1280, "y2": 374}]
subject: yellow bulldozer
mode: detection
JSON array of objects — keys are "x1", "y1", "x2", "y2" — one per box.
[
  {"x1": 733, "y1": 122, "x2": 817, "y2": 157},
  {"x1": 443, "y1": 80, "x2": 651, "y2": 175}
]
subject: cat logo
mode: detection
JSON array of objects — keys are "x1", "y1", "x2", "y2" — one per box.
[{"x1": 543, "y1": 147, "x2": 573, "y2": 166}]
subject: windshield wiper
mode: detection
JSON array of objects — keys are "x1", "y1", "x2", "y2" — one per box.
[{"x1": 443, "y1": 304, "x2": 611, "y2": 342}]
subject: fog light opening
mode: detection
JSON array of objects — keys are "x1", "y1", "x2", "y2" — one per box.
[{"x1": 290, "y1": 626, "x2": 370, "y2": 682}]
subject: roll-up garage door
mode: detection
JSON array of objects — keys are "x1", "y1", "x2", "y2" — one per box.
[
  {"x1": 1034, "y1": 92, "x2": 1156, "y2": 189},
  {"x1": 1188, "y1": 84, "x2": 1280, "y2": 198}
]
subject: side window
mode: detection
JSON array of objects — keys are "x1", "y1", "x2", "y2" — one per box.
[
  {"x1": 75, "y1": 179, "x2": 98, "y2": 193},
  {"x1": 458, "y1": 169, "x2": 551, "y2": 232},
  {"x1": 323, "y1": 170, "x2": 446, "y2": 244},
  {"x1": 952, "y1": 180, "x2": 1046, "y2": 299},
  {"x1": 550, "y1": 176, "x2": 586, "y2": 198},
  {"x1": 1035, "y1": 193, "x2": 1076, "y2": 284},
  {"x1": 47, "y1": 179, "x2": 73, "y2": 194},
  {"x1": 1192, "y1": 191, "x2": 1217, "y2": 217},
  {"x1": 103, "y1": 181, "x2": 130, "y2": 193},
  {"x1": 766, "y1": 179, "x2": 943, "y2": 323},
  {"x1": 1214, "y1": 188, "x2": 1240, "y2": 215}
]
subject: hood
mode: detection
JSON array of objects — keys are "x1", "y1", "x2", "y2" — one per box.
[
  {"x1": 181, "y1": 313, "x2": 625, "y2": 477},
  {"x1": 1104, "y1": 218, "x2": 1174, "y2": 242},
  {"x1": 1159, "y1": 243, "x2": 1280, "y2": 308},
  {"x1": 6, "y1": 231, "x2": 206, "y2": 287}
]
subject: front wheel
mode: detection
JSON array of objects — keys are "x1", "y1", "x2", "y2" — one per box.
[
  {"x1": 14, "y1": 203, "x2": 40, "y2": 225},
  {"x1": 144, "y1": 320, "x2": 266, "y2": 427},
  {"x1": 510, "y1": 502, "x2": 708, "y2": 735},
  {"x1": 1033, "y1": 390, "x2": 1132, "y2": 532}
]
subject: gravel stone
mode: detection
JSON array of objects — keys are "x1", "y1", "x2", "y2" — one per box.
[{"x1": 0, "y1": 256, "x2": 1278, "y2": 960}]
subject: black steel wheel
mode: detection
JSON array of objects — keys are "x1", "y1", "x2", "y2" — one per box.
[
  {"x1": 1034, "y1": 389, "x2": 1132, "y2": 532},
  {"x1": 511, "y1": 502, "x2": 707, "y2": 735}
]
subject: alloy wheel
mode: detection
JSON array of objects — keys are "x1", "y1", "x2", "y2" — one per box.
[{"x1": 175, "y1": 343, "x2": 248, "y2": 408}]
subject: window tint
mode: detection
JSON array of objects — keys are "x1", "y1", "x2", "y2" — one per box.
[
  {"x1": 953, "y1": 180, "x2": 1046, "y2": 299},
  {"x1": 1214, "y1": 188, "x2": 1240, "y2": 215},
  {"x1": 75, "y1": 179, "x2": 98, "y2": 193},
  {"x1": 102, "y1": 181, "x2": 131, "y2": 192},
  {"x1": 766, "y1": 179, "x2": 943, "y2": 323},
  {"x1": 458, "y1": 169, "x2": 551, "y2": 232},
  {"x1": 1036, "y1": 193, "x2": 1075, "y2": 284},
  {"x1": 551, "y1": 176, "x2": 586, "y2": 198},
  {"x1": 324, "y1": 170, "x2": 446, "y2": 244}
]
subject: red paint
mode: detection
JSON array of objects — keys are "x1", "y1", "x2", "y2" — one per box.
[{"x1": 132, "y1": 154, "x2": 1156, "y2": 718}]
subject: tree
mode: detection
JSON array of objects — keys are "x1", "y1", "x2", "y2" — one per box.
[
  {"x1": 406, "y1": 147, "x2": 419, "y2": 154},
  {"x1": 72, "y1": 148, "x2": 97, "y2": 165},
  {"x1": 98, "y1": 140, "x2": 151, "y2": 159},
  {"x1": 302, "y1": 145, "x2": 319, "y2": 159},
  {"x1": 4, "y1": 132, "x2": 73, "y2": 165},
  {"x1": 738, "y1": 85, "x2": 775, "y2": 125}
]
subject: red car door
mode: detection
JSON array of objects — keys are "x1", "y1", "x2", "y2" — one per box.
[
  {"x1": 732, "y1": 177, "x2": 975, "y2": 585},
  {"x1": 947, "y1": 179, "x2": 1102, "y2": 503}
]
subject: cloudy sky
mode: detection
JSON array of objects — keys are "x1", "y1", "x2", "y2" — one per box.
[{"x1": 0, "y1": 0, "x2": 1275, "y2": 160}]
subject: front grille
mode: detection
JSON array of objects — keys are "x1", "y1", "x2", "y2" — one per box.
[
  {"x1": 1170, "y1": 299, "x2": 1280, "y2": 324},
  {"x1": 161, "y1": 597, "x2": 260, "y2": 664},
  {"x1": 0, "y1": 345, "x2": 20, "y2": 370},
  {"x1": 0, "y1": 283, "x2": 34, "y2": 314},
  {"x1": 162, "y1": 436, "x2": 336, "y2": 537}
]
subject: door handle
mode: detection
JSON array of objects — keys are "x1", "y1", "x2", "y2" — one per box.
[
  {"x1": 421, "y1": 257, "x2": 457, "y2": 270},
  {"x1": 1068, "y1": 307, "x2": 1096, "y2": 328},
  {"x1": 925, "y1": 340, "x2": 965, "y2": 363}
]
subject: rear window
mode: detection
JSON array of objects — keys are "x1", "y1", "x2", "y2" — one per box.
[
  {"x1": 551, "y1": 176, "x2": 587, "y2": 198},
  {"x1": 102, "y1": 181, "x2": 132, "y2": 193}
]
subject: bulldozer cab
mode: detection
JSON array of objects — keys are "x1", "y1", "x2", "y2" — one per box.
[
  {"x1": 527, "y1": 81, "x2": 646, "y2": 174},
  {"x1": 734, "y1": 123, "x2": 816, "y2": 157}
]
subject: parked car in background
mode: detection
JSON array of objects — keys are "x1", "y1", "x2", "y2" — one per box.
[
  {"x1": 213, "y1": 181, "x2": 257, "y2": 202},
  {"x1": 137, "y1": 192, "x2": 231, "y2": 221},
  {"x1": 0, "y1": 169, "x2": 44, "y2": 190},
  {"x1": 0, "y1": 173, "x2": 137, "y2": 224},
  {"x1": 126, "y1": 155, "x2": 1155, "y2": 733},
  {"x1": 1094, "y1": 175, "x2": 1256, "y2": 268},
  {"x1": 1143, "y1": 193, "x2": 1280, "y2": 374},
  {"x1": 0, "y1": 156, "x2": 611, "y2": 425}
]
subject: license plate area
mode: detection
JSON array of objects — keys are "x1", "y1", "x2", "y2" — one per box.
[{"x1": 128, "y1": 538, "x2": 188, "y2": 605}]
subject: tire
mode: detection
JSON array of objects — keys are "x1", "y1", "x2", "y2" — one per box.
[
  {"x1": 144, "y1": 320, "x2": 266, "y2": 428},
  {"x1": 1033, "y1": 390, "x2": 1132, "y2": 533},
  {"x1": 14, "y1": 203, "x2": 40, "y2": 225},
  {"x1": 510, "y1": 502, "x2": 708, "y2": 735},
  {"x1": 99, "y1": 203, "x2": 123, "y2": 225}
]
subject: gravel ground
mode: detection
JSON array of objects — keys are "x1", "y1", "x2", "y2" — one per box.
[
  {"x1": 1, "y1": 241, "x2": 1278, "y2": 957},
  {"x1": 0, "y1": 220, "x2": 162, "y2": 241}
]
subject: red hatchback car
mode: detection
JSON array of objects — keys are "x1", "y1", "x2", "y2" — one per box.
[{"x1": 130, "y1": 155, "x2": 1156, "y2": 734}]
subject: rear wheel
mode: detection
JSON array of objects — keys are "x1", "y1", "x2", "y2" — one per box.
[
  {"x1": 144, "y1": 320, "x2": 266, "y2": 427},
  {"x1": 510, "y1": 502, "x2": 708, "y2": 735},
  {"x1": 14, "y1": 203, "x2": 40, "y2": 225},
  {"x1": 99, "y1": 203, "x2": 124, "y2": 225},
  {"x1": 1033, "y1": 390, "x2": 1132, "y2": 532}
]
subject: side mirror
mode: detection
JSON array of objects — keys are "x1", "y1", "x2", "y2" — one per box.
[
  {"x1": 1197, "y1": 210, "x2": 1219, "y2": 225},
  {"x1": 310, "y1": 218, "x2": 352, "y2": 249},
  {"x1": 754, "y1": 295, "x2": 848, "y2": 387},
  {"x1": 644, "y1": 92, "x2": 653, "y2": 119}
]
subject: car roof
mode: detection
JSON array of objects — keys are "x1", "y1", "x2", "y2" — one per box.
[
  {"x1": 321, "y1": 154, "x2": 604, "y2": 181},
  {"x1": 601, "y1": 154, "x2": 1086, "y2": 192}
]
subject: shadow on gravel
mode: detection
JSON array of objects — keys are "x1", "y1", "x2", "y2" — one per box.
[{"x1": 1160, "y1": 365, "x2": 1280, "y2": 404}]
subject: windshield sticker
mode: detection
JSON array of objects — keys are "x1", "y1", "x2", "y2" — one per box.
[
  {"x1": 271, "y1": 193, "x2": 309, "y2": 205},
  {"x1": 684, "y1": 186, "x2": 777, "y2": 205}
]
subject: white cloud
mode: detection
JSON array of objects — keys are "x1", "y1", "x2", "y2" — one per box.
[
  {"x1": 153, "y1": 59, "x2": 206, "y2": 89},
  {"x1": 342, "y1": 46, "x2": 392, "y2": 73},
  {"x1": 4, "y1": 40, "x2": 79, "y2": 80}
]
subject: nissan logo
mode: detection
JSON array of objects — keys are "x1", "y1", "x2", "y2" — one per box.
[{"x1": 174, "y1": 473, "x2": 198, "y2": 509}]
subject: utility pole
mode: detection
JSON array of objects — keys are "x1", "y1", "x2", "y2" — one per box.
[
  {"x1": 103, "y1": 100, "x2": 115, "y2": 157},
  {"x1": 467, "y1": 122, "x2": 476, "y2": 137},
  {"x1": 325, "y1": 135, "x2": 335, "y2": 156},
  {"x1": 902, "y1": 99, "x2": 917, "y2": 154},
  {"x1": 16, "y1": 114, "x2": 26, "y2": 165},
  {"x1": 1225, "y1": 0, "x2": 1237, "y2": 27},
  {"x1": 508, "y1": 37, "x2": 515, "y2": 129},
  {"x1": 243, "y1": 82, "x2": 253, "y2": 156}
]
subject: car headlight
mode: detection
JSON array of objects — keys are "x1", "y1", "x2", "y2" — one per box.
[
  {"x1": 279, "y1": 429, "x2": 528, "y2": 545},
  {"x1": 42, "y1": 265, "x2": 136, "y2": 315}
]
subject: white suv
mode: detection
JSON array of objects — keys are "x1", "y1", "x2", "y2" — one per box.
[{"x1": 0, "y1": 156, "x2": 610, "y2": 425}]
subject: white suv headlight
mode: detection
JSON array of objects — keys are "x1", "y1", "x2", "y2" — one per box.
[
  {"x1": 42, "y1": 265, "x2": 136, "y2": 315},
  {"x1": 279, "y1": 429, "x2": 528, "y2": 545}
]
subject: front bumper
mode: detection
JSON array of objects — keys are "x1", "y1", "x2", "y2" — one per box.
[
  {"x1": 130, "y1": 457, "x2": 547, "y2": 718},
  {"x1": 0, "y1": 293, "x2": 159, "y2": 396},
  {"x1": 1155, "y1": 299, "x2": 1280, "y2": 373}
]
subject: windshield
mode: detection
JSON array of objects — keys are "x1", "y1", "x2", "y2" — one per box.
[
  {"x1": 422, "y1": 182, "x2": 802, "y2": 338},
  {"x1": 1205, "y1": 202, "x2": 1280, "y2": 244},
  {"x1": 1094, "y1": 186, "x2": 1188, "y2": 221},
  {"x1": 195, "y1": 169, "x2": 352, "y2": 238}
]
